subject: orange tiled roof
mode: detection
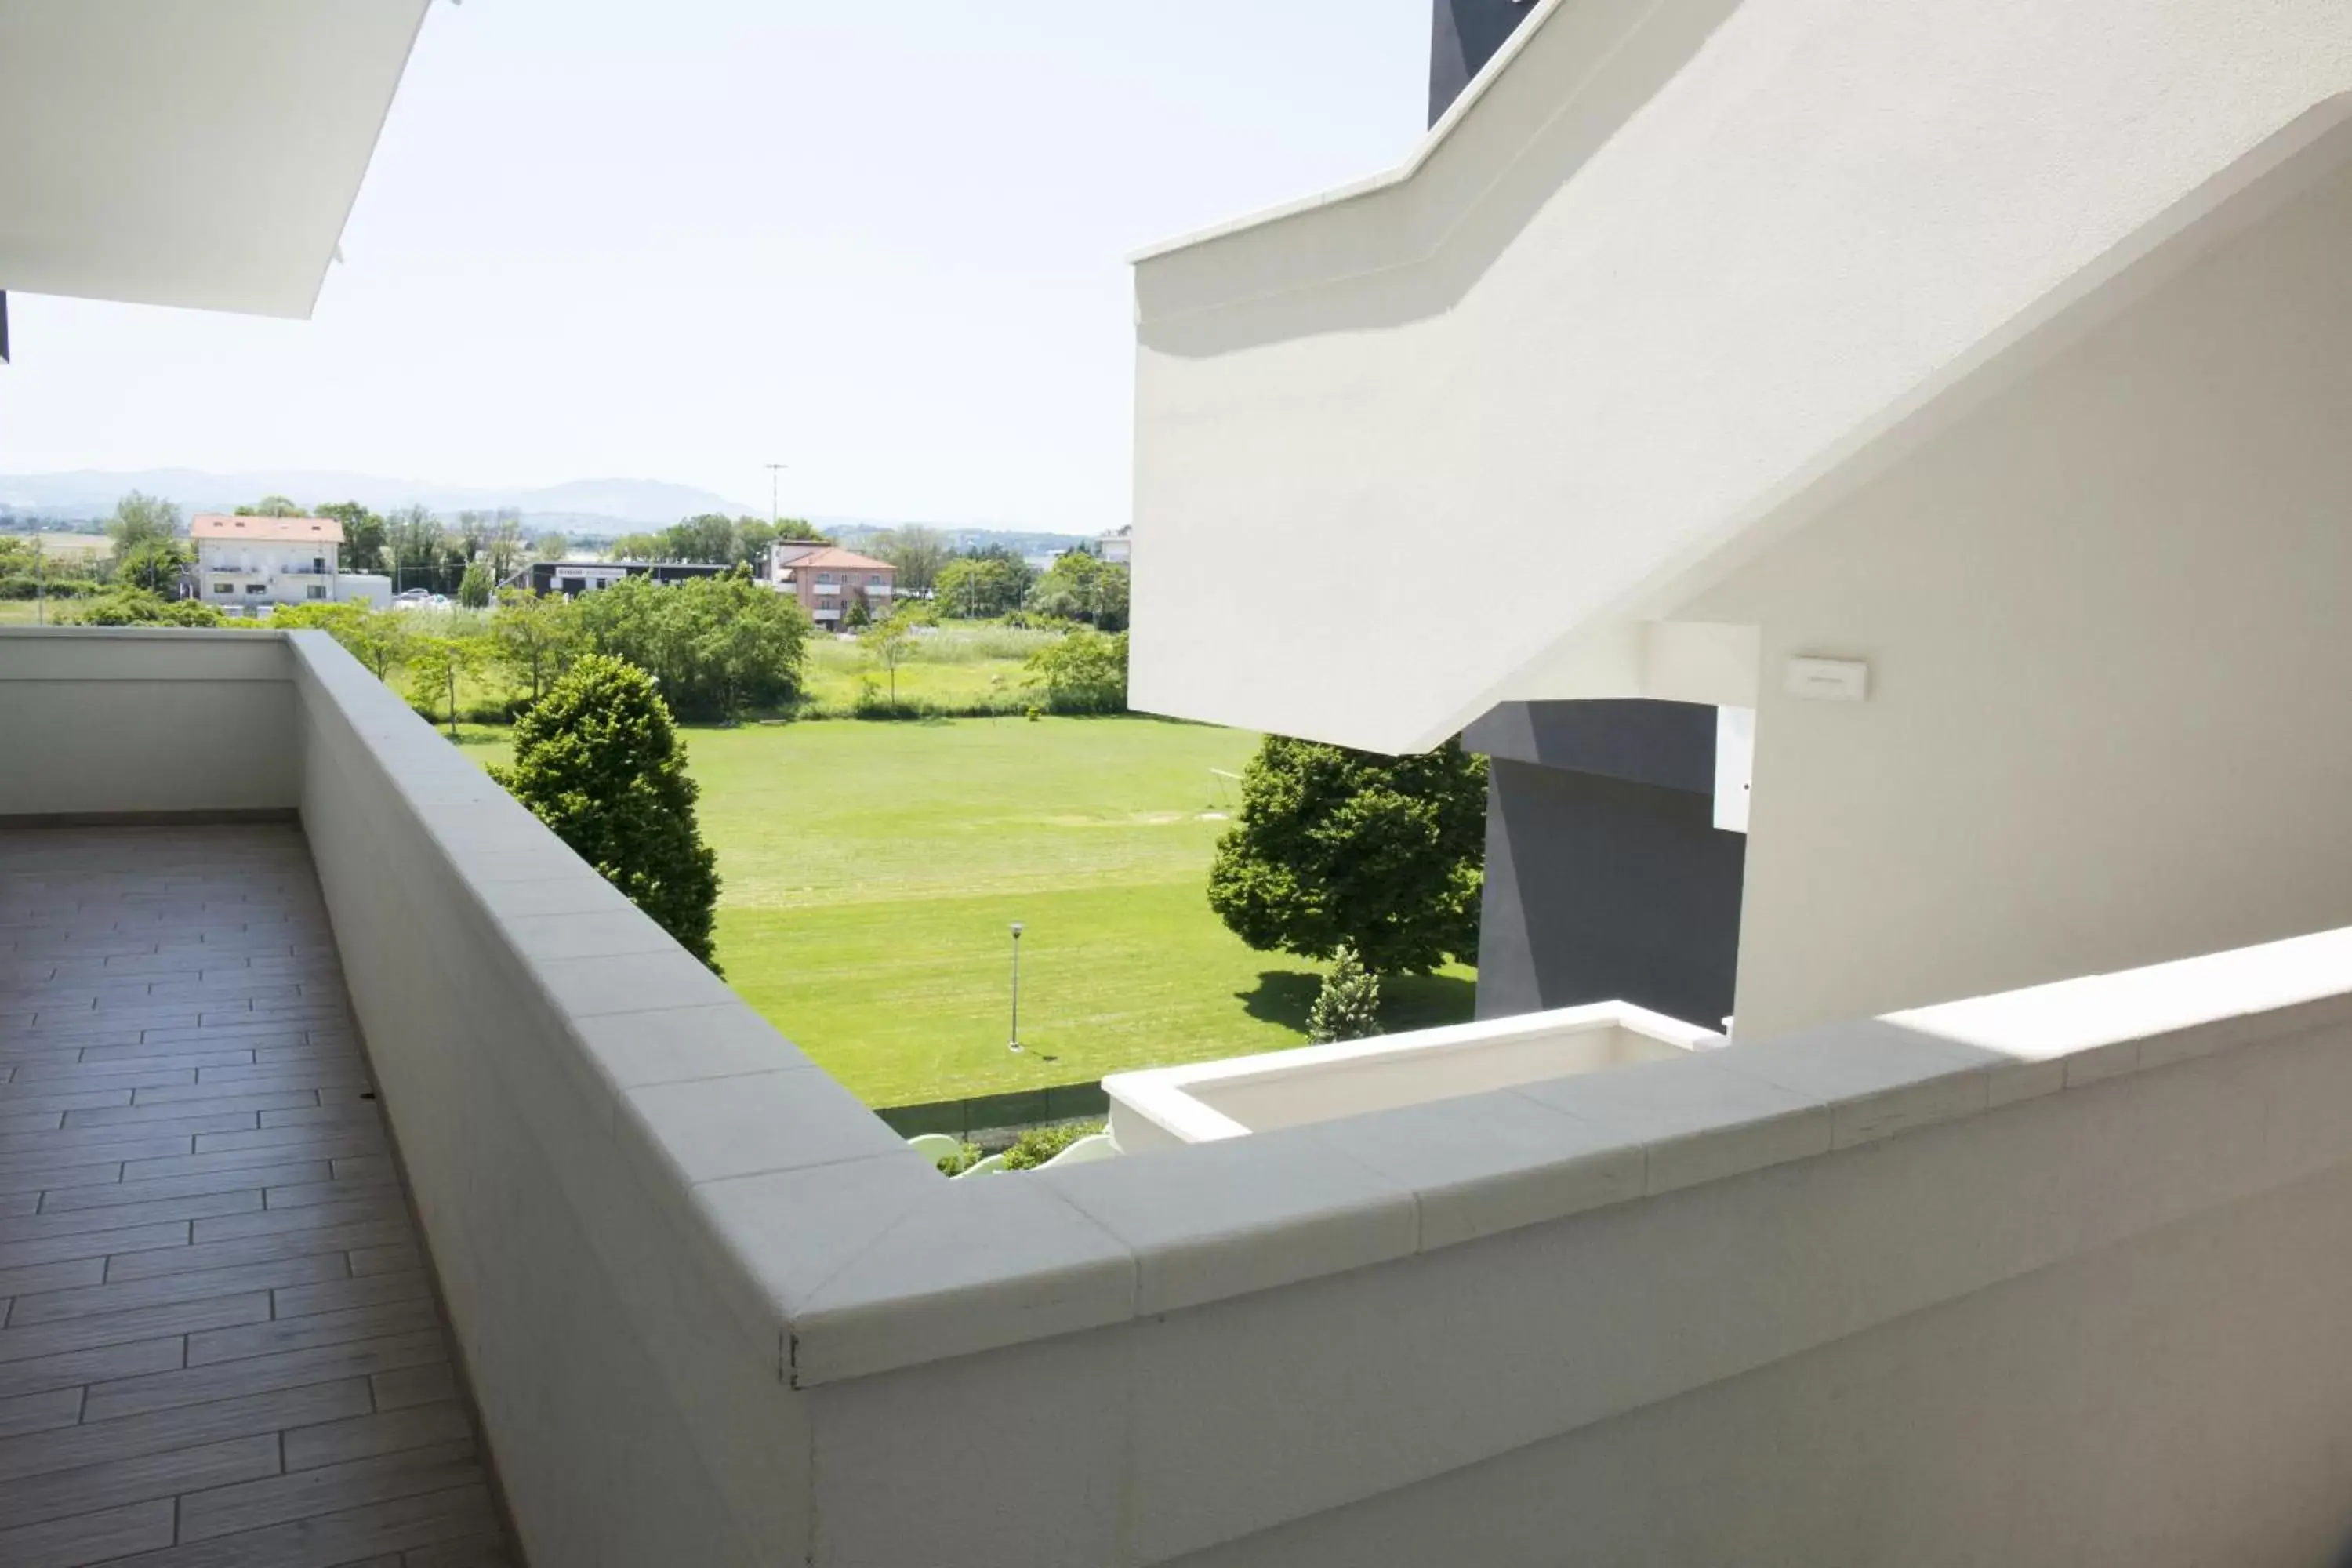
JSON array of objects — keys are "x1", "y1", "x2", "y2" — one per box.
[
  {"x1": 786, "y1": 547, "x2": 893, "y2": 572},
  {"x1": 189, "y1": 514, "x2": 346, "y2": 545}
]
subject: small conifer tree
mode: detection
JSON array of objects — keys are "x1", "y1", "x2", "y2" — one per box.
[
  {"x1": 1306, "y1": 945, "x2": 1382, "y2": 1044},
  {"x1": 489, "y1": 655, "x2": 724, "y2": 971}
]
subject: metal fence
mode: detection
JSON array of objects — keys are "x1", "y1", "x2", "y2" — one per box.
[{"x1": 873, "y1": 1080, "x2": 1109, "y2": 1139}]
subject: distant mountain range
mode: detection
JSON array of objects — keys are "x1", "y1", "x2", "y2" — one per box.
[
  {"x1": 0, "y1": 468, "x2": 753, "y2": 531},
  {"x1": 0, "y1": 469, "x2": 1095, "y2": 551}
]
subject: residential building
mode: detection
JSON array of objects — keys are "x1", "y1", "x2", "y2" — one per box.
[
  {"x1": 13, "y1": 4, "x2": 2352, "y2": 1568},
  {"x1": 1097, "y1": 525, "x2": 1133, "y2": 565},
  {"x1": 768, "y1": 543, "x2": 895, "y2": 626},
  {"x1": 189, "y1": 512, "x2": 345, "y2": 608}
]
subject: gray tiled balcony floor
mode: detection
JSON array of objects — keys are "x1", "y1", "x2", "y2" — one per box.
[{"x1": 0, "y1": 825, "x2": 515, "y2": 1567}]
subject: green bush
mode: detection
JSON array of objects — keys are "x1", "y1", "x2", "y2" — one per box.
[
  {"x1": 1023, "y1": 628, "x2": 1127, "y2": 714},
  {"x1": 60, "y1": 590, "x2": 223, "y2": 628},
  {"x1": 933, "y1": 1142, "x2": 985, "y2": 1177},
  {"x1": 0, "y1": 576, "x2": 96, "y2": 600},
  {"x1": 489, "y1": 655, "x2": 724, "y2": 971},
  {"x1": 997, "y1": 1120, "x2": 1105, "y2": 1171}
]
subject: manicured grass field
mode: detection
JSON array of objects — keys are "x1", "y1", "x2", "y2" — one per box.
[{"x1": 467, "y1": 715, "x2": 1476, "y2": 1106}]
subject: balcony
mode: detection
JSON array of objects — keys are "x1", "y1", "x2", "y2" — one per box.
[
  {"x1": 10, "y1": 625, "x2": 2352, "y2": 1563},
  {"x1": 0, "y1": 822, "x2": 512, "y2": 1563}
]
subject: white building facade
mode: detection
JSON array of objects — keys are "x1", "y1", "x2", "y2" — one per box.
[
  {"x1": 1129, "y1": 0, "x2": 2352, "y2": 1046},
  {"x1": 189, "y1": 512, "x2": 346, "y2": 608}
]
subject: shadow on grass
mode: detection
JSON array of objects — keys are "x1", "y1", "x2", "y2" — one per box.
[
  {"x1": 1236, "y1": 968, "x2": 1479, "y2": 1037},
  {"x1": 1236, "y1": 970, "x2": 1322, "y2": 1032}
]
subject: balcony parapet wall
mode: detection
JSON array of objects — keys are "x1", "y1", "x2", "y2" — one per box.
[{"x1": 11, "y1": 624, "x2": 2352, "y2": 1564}]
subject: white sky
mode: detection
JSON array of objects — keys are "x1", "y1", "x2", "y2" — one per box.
[{"x1": 0, "y1": 0, "x2": 1429, "y2": 531}]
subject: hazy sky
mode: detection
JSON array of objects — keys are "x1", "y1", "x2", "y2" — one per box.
[{"x1": 0, "y1": 0, "x2": 1429, "y2": 529}]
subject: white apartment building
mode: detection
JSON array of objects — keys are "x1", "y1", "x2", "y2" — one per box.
[{"x1": 189, "y1": 511, "x2": 345, "y2": 608}]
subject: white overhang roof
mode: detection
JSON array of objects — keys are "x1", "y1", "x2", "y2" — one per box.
[
  {"x1": 1127, "y1": 0, "x2": 2352, "y2": 753},
  {"x1": 0, "y1": 0, "x2": 433, "y2": 319}
]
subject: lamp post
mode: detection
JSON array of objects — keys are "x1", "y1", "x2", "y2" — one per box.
[
  {"x1": 764, "y1": 463, "x2": 787, "y2": 528},
  {"x1": 1007, "y1": 922, "x2": 1024, "y2": 1052}
]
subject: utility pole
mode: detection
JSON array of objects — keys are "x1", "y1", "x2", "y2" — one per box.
[
  {"x1": 764, "y1": 463, "x2": 787, "y2": 529},
  {"x1": 1007, "y1": 922, "x2": 1025, "y2": 1052}
]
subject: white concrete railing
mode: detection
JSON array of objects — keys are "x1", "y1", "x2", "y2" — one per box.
[
  {"x1": 14, "y1": 624, "x2": 2352, "y2": 1563},
  {"x1": 1105, "y1": 1001, "x2": 1718, "y2": 1152}
]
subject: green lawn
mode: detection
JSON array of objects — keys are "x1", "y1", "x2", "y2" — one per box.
[{"x1": 469, "y1": 715, "x2": 1475, "y2": 1105}]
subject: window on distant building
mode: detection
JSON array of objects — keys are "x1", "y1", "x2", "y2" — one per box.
[
  {"x1": 212, "y1": 584, "x2": 233, "y2": 597},
  {"x1": 869, "y1": 574, "x2": 884, "y2": 586},
  {"x1": 246, "y1": 584, "x2": 266, "y2": 595},
  {"x1": 307, "y1": 586, "x2": 326, "y2": 600}
]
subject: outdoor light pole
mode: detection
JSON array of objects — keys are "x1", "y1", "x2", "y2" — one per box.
[
  {"x1": 764, "y1": 463, "x2": 787, "y2": 528},
  {"x1": 1008, "y1": 922, "x2": 1024, "y2": 1052}
]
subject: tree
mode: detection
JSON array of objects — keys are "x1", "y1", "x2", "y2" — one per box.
[
  {"x1": 347, "y1": 608, "x2": 413, "y2": 679},
  {"x1": 489, "y1": 655, "x2": 722, "y2": 970},
  {"x1": 570, "y1": 572, "x2": 809, "y2": 720},
  {"x1": 1207, "y1": 735, "x2": 1487, "y2": 975},
  {"x1": 873, "y1": 524, "x2": 950, "y2": 598},
  {"x1": 1306, "y1": 946, "x2": 1383, "y2": 1043},
  {"x1": 935, "y1": 553, "x2": 1033, "y2": 619},
  {"x1": 859, "y1": 605, "x2": 922, "y2": 706},
  {"x1": 404, "y1": 632, "x2": 486, "y2": 739},
  {"x1": 273, "y1": 602, "x2": 412, "y2": 680},
  {"x1": 386, "y1": 504, "x2": 447, "y2": 593},
  {"x1": 104, "y1": 492, "x2": 181, "y2": 563},
  {"x1": 457, "y1": 561, "x2": 494, "y2": 609},
  {"x1": 773, "y1": 517, "x2": 829, "y2": 543},
  {"x1": 115, "y1": 536, "x2": 187, "y2": 595},
  {"x1": 315, "y1": 502, "x2": 387, "y2": 574},
  {"x1": 534, "y1": 532, "x2": 570, "y2": 561},
  {"x1": 734, "y1": 518, "x2": 777, "y2": 568},
  {"x1": 1022, "y1": 628, "x2": 1127, "y2": 713},
  {"x1": 664, "y1": 514, "x2": 739, "y2": 564},
  {"x1": 234, "y1": 495, "x2": 304, "y2": 517},
  {"x1": 491, "y1": 588, "x2": 583, "y2": 704},
  {"x1": 1026, "y1": 551, "x2": 1130, "y2": 630},
  {"x1": 611, "y1": 532, "x2": 666, "y2": 562},
  {"x1": 681, "y1": 571, "x2": 807, "y2": 721}
]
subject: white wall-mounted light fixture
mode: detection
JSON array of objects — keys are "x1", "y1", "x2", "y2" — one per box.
[{"x1": 1784, "y1": 657, "x2": 1869, "y2": 702}]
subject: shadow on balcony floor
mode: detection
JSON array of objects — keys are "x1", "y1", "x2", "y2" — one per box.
[{"x1": 0, "y1": 823, "x2": 516, "y2": 1566}]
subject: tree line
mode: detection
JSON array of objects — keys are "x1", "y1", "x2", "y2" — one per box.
[
  {"x1": 0, "y1": 491, "x2": 567, "y2": 601},
  {"x1": 270, "y1": 571, "x2": 810, "y2": 733}
]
